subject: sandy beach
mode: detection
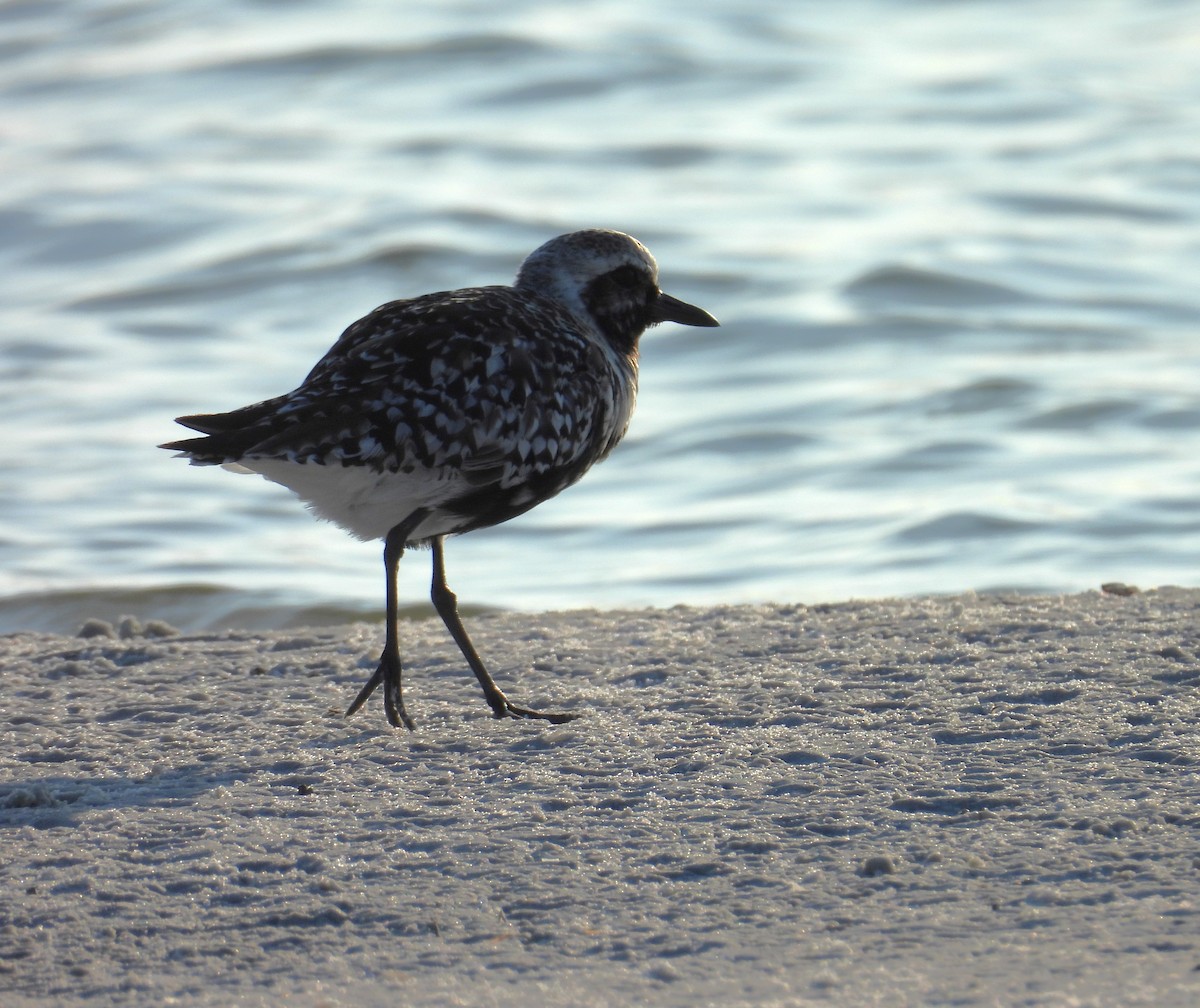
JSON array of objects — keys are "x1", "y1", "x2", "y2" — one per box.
[{"x1": 3, "y1": 589, "x2": 1199, "y2": 1006}]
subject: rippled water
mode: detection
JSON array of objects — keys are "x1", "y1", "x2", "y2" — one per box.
[{"x1": 3, "y1": 0, "x2": 1199, "y2": 631}]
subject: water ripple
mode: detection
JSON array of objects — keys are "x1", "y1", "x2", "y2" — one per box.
[
  {"x1": 894, "y1": 512, "x2": 1049, "y2": 545},
  {"x1": 843, "y1": 265, "x2": 1032, "y2": 308}
]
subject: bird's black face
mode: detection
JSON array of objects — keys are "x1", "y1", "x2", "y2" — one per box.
[
  {"x1": 581, "y1": 264, "x2": 660, "y2": 354},
  {"x1": 582, "y1": 263, "x2": 719, "y2": 355}
]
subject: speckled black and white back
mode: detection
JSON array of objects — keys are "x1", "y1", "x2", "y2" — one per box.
[{"x1": 163, "y1": 230, "x2": 704, "y2": 544}]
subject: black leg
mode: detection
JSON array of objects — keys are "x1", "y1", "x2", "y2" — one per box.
[
  {"x1": 428, "y1": 535, "x2": 577, "y2": 723},
  {"x1": 345, "y1": 509, "x2": 428, "y2": 730}
]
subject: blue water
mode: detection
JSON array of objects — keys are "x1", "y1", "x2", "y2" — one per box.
[{"x1": 3, "y1": 0, "x2": 1199, "y2": 631}]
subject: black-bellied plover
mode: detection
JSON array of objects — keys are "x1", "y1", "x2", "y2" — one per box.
[{"x1": 161, "y1": 229, "x2": 719, "y2": 729}]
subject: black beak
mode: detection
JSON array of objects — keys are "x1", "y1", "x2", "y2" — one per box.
[{"x1": 654, "y1": 291, "x2": 720, "y2": 328}]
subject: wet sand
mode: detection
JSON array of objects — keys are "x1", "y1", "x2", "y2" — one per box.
[{"x1": 4, "y1": 589, "x2": 1198, "y2": 1006}]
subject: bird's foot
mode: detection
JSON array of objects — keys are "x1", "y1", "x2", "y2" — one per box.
[
  {"x1": 381, "y1": 654, "x2": 415, "y2": 731},
  {"x1": 344, "y1": 652, "x2": 415, "y2": 731},
  {"x1": 494, "y1": 699, "x2": 578, "y2": 724},
  {"x1": 385, "y1": 690, "x2": 416, "y2": 731}
]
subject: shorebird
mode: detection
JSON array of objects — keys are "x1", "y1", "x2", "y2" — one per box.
[{"x1": 161, "y1": 229, "x2": 719, "y2": 729}]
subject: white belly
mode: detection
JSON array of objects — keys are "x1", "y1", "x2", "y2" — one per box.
[{"x1": 231, "y1": 459, "x2": 466, "y2": 542}]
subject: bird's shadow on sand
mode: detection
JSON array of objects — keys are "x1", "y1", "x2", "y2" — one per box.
[{"x1": 0, "y1": 765, "x2": 230, "y2": 829}]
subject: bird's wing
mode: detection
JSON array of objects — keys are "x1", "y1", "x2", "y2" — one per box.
[{"x1": 165, "y1": 288, "x2": 618, "y2": 480}]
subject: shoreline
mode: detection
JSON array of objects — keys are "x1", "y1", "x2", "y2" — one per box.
[
  {"x1": 4, "y1": 589, "x2": 1199, "y2": 1006},
  {"x1": 0, "y1": 580, "x2": 1141, "y2": 636}
]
